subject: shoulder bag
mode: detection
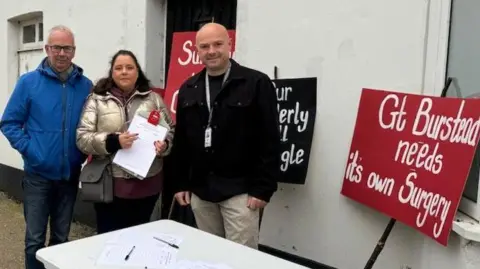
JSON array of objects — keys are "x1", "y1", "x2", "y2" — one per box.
[{"x1": 78, "y1": 156, "x2": 114, "y2": 203}]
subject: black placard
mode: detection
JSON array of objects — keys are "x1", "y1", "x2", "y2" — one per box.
[{"x1": 273, "y1": 77, "x2": 317, "y2": 184}]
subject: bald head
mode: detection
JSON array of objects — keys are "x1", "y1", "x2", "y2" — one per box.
[
  {"x1": 196, "y1": 23, "x2": 229, "y2": 42},
  {"x1": 195, "y1": 23, "x2": 231, "y2": 75}
]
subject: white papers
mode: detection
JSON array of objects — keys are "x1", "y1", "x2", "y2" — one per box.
[
  {"x1": 113, "y1": 114, "x2": 169, "y2": 179},
  {"x1": 96, "y1": 229, "x2": 236, "y2": 269},
  {"x1": 96, "y1": 230, "x2": 182, "y2": 268},
  {"x1": 168, "y1": 260, "x2": 233, "y2": 269},
  {"x1": 96, "y1": 244, "x2": 175, "y2": 268}
]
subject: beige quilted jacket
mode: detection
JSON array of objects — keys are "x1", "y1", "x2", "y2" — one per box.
[{"x1": 76, "y1": 89, "x2": 175, "y2": 179}]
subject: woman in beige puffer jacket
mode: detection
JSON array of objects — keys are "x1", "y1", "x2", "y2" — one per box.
[{"x1": 76, "y1": 49, "x2": 175, "y2": 234}]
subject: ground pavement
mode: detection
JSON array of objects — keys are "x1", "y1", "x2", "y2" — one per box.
[{"x1": 0, "y1": 192, "x2": 94, "y2": 269}]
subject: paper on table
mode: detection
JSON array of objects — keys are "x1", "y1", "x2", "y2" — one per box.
[
  {"x1": 113, "y1": 114, "x2": 169, "y2": 179},
  {"x1": 96, "y1": 243, "x2": 176, "y2": 268},
  {"x1": 168, "y1": 260, "x2": 233, "y2": 269},
  {"x1": 97, "y1": 230, "x2": 182, "y2": 268}
]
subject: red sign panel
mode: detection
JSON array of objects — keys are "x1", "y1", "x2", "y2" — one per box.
[
  {"x1": 163, "y1": 31, "x2": 236, "y2": 121},
  {"x1": 152, "y1": 87, "x2": 165, "y2": 98},
  {"x1": 341, "y1": 88, "x2": 480, "y2": 246}
]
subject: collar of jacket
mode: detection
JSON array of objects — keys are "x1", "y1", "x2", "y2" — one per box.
[
  {"x1": 36, "y1": 56, "x2": 83, "y2": 83},
  {"x1": 94, "y1": 88, "x2": 151, "y2": 102},
  {"x1": 187, "y1": 59, "x2": 246, "y2": 87}
]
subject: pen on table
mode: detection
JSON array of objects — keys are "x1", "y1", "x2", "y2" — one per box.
[
  {"x1": 124, "y1": 245, "x2": 135, "y2": 261},
  {"x1": 153, "y1": 236, "x2": 179, "y2": 249}
]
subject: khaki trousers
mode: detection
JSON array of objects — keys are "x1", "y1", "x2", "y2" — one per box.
[{"x1": 190, "y1": 193, "x2": 260, "y2": 249}]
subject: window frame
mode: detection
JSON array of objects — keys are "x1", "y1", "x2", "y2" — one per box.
[
  {"x1": 18, "y1": 18, "x2": 43, "y2": 51},
  {"x1": 444, "y1": 0, "x2": 480, "y2": 221},
  {"x1": 459, "y1": 195, "x2": 480, "y2": 221}
]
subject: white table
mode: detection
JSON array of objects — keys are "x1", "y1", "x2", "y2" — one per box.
[{"x1": 36, "y1": 219, "x2": 308, "y2": 269}]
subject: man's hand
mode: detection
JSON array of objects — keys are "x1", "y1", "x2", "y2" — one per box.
[
  {"x1": 247, "y1": 196, "x2": 267, "y2": 210},
  {"x1": 174, "y1": 191, "x2": 191, "y2": 206}
]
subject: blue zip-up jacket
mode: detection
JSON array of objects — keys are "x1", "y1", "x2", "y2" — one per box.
[{"x1": 0, "y1": 57, "x2": 93, "y2": 180}]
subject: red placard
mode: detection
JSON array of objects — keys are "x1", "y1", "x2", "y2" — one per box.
[
  {"x1": 341, "y1": 88, "x2": 480, "y2": 246},
  {"x1": 152, "y1": 87, "x2": 165, "y2": 98},
  {"x1": 163, "y1": 31, "x2": 237, "y2": 122}
]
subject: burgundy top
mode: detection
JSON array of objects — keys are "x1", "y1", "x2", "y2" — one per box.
[
  {"x1": 110, "y1": 87, "x2": 163, "y2": 199},
  {"x1": 114, "y1": 173, "x2": 163, "y2": 199}
]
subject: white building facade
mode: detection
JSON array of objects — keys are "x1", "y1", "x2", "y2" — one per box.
[{"x1": 1, "y1": 0, "x2": 480, "y2": 268}]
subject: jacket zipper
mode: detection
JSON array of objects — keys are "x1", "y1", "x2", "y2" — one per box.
[
  {"x1": 109, "y1": 95, "x2": 131, "y2": 130},
  {"x1": 110, "y1": 91, "x2": 150, "y2": 133},
  {"x1": 123, "y1": 104, "x2": 129, "y2": 126},
  {"x1": 61, "y1": 83, "x2": 67, "y2": 180},
  {"x1": 123, "y1": 94, "x2": 137, "y2": 124}
]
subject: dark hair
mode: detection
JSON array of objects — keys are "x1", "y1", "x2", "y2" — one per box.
[{"x1": 92, "y1": 49, "x2": 151, "y2": 94}]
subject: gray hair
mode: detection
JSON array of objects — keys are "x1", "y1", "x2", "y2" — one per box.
[{"x1": 47, "y1": 25, "x2": 75, "y2": 44}]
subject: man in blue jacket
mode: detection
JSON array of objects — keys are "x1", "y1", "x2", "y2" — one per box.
[{"x1": 0, "y1": 25, "x2": 92, "y2": 269}]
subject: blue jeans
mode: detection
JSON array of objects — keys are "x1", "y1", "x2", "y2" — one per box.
[{"x1": 22, "y1": 173, "x2": 78, "y2": 269}]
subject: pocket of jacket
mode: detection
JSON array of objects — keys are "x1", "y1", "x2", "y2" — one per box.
[
  {"x1": 180, "y1": 99, "x2": 202, "y2": 125},
  {"x1": 24, "y1": 131, "x2": 62, "y2": 170},
  {"x1": 226, "y1": 98, "x2": 251, "y2": 108},
  {"x1": 24, "y1": 139, "x2": 43, "y2": 167}
]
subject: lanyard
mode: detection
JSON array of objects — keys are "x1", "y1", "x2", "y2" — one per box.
[{"x1": 205, "y1": 63, "x2": 231, "y2": 125}]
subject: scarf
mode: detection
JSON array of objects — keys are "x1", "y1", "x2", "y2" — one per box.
[
  {"x1": 110, "y1": 87, "x2": 135, "y2": 105},
  {"x1": 45, "y1": 59, "x2": 74, "y2": 82}
]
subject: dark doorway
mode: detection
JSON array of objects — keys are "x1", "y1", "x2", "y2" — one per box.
[
  {"x1": 164, "y1": 0, "x2": 237, "y2": 85},
  {"x1": 161, "y1": 0, "x2": 237, "y2": 222}
]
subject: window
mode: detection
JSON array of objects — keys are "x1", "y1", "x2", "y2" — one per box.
[
  {"x1": 7, "y1": 13, "x2": 44, "y2": 83},
  {"x1": 445, "y1": 0, "x2": 480, "y2": 220},
  {"x1": 39, "y1": 22, "x2": 43, "y2": 42},
  {"x1": 19, "y1": 18, "x2": 43, "y2": 50},
  {"x1": 22, "y1": 24, "x2": 36, "y2": 43}
]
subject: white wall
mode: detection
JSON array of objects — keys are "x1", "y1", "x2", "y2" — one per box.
[
  {"x1": 145, "y1": 0, "x2": 167, "y2": 88},
  {"x1": 235, "y1": 0, "x2": 480, "y2": 269},
  {"x1": 1, "y1": 0, "x2": 480, "y2": 268}
]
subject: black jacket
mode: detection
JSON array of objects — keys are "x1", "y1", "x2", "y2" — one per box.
[{"x1": 171, "y1": 60, "x2": 280, "y2": 203}]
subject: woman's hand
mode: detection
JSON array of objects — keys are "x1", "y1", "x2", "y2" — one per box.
[
  {"x1": 119, "y1": 132, "x2": 138, "y2": 149},
  {"x1": 154, "y1": 140, "x2": 167, "y2": 155}
]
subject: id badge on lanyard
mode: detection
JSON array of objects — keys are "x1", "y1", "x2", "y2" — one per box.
[
  {"x1": 204, "y1": 65, "x2": 231, "y2": 148},
  {"x1": 204, "y1": 127, "x2": 212, "y2": 148}
]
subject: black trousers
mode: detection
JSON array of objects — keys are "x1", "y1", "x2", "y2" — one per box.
[{"x1": 94, "y1": 194, "x2": 159, "y2": 234}]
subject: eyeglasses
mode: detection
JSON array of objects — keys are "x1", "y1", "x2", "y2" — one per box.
[{"x1": 48, "y1": 45, "x2": 75, "y2": 53}]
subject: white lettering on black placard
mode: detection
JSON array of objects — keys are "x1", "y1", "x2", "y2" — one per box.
[{"x1": 273, "y1": 77, "x2": 317, "y2": 184}]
